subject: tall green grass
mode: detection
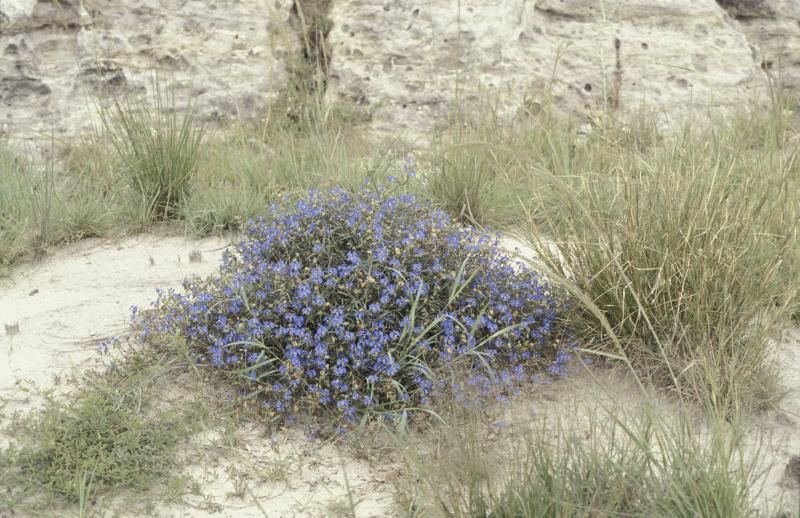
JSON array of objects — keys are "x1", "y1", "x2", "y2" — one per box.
[
  {"x1": 420, "y1": 109, "x2": 556, "y2": 230},
  {"x1": 423, "y1": 128, "x2": 519, "y2": 228},
  {"x1": 98, "y1": 83, "x2": 207, "y2": 224},
  {"x1": 0, "y1": 79, "x2": 381, "y2": 257},
  {"x1": 58, "y1": 135, "x2": 122, "y2": 241},
  {"x1": 405, "y1": 101, "x2": 797, "y2": 515},
  {"x1": 180, "y1": 139, "x2": 276, "y2": 235},
  {"x1": 518, "y1": 115, "x2": 798, "y2": 416},
  {"x1": 181, "y1": 99, "x2": 386, "y2": 235},
  {"x1": 0, "y1": 148, "x2": 41, "y2": 265},
  {"x1": 0, "y1": 145, "x2": 115, "y2": 268}
]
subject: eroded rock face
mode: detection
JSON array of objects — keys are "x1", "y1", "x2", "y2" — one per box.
[
  {"x1": 1, "y1": 0, "x2": 290, "y2": 152},
  {"x1": 717, "y1": 0, "x2": 778, "y2": 19},
  {"x1": 719, "y1": 0, "x2": 800, "y2": 98},
  {"x1": 325, "y1": 0, "x2": 787, "y2": 139},
  {"x1": 1, "y1": 0, "x2": 798, "y2": 154}
]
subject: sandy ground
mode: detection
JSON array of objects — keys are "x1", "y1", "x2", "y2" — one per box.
[
  {"x1": 766, "y1": 326, "x2": 800, "y2": 510},
  {"x1": 149, "y1": 424, "x2": 398, "y2": 517},
  {"x1": 0, "y1": 234, "x2": 798, "y2": 516},
  {"x1": 0, "y1": 235, "x2": 229, "y2": 418}
]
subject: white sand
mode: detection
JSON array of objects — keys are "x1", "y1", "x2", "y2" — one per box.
[{"x1": 0, "y1": 235, "x2": 228, "y2": 416}]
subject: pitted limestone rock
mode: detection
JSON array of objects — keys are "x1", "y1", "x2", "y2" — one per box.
[
  {"x1": 0, "y1": 0, "x2": 290, "y2": 150},
  {"x1": 2, "y1": 0, "x2": 799, "y2": 153},
  {"x1": 719, "y1": 0, "x2": 800, "y2": 97},
  {"x1": 324, "y1": 0, "x2": 783, "y2": 140}
]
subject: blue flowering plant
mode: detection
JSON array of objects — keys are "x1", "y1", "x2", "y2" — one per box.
[{"x1": 134, "y1": 177, "x2": 568, "y2": 425}]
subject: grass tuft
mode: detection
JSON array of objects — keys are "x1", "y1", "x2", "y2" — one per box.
[
  {"x1": 515, "y1": 113, "x2": 799, "y2": 416},
  {"x1": 98, "y1": 81, "x2": 207, "y2": 223},
  {"x1": 0, "y1": 147, "x2": 39, "y2": 265},
  {"x1": 0, "y1": 145, "x2": 98, "y2": 266}
]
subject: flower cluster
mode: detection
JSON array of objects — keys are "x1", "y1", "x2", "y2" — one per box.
[{"x1": 135, "y1": 179, "x2": 567, "y2": 423}]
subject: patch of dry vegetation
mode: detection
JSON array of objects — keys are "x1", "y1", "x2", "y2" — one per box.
[{"x1": 0, "y1": 78, "x2": 798, "y2": 516}]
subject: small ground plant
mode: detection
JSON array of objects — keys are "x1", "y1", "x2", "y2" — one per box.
[
  {"x1": 0, "y1": 350, "x2": 205, "y2": 513},
  {"x1": 136, "y1": 178, "x2": 567, "y2": 425}
]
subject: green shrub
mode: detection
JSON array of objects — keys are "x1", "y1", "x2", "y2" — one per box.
[{"x1": 1, "y1": 386, "x2": 182, "y2": 505}]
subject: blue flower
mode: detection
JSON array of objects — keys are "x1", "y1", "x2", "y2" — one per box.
[
  {"x1": 134, "y1": 181, "x2": 565, "y2": 428},
  {"x1": 373, "y1": 246, "x2": 389, "y2": 263},
  {"x1": 295, "y1": 283, "x2": 312, "y2": 300}
]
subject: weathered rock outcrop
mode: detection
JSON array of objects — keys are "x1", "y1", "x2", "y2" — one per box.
[
  {"x1": 1, "y1": 0, "x2": 289, "y2": 151},
  {"x1": 325, "y1": 0, "x2": 793, "y2": 139},
  {"x1": 719, "y1": 0, "x2": 800, "y2": 98},
  {"x1": 1, "y1": 0, "x2": 798, "y2": 153}
]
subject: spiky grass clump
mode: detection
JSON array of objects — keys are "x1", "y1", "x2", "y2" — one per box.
[
  {"x1": 0, "y1": 146, "x2": 109, "y2": 267},
  {"x1": 422, "y1": 110, "x2": 544, "y2": 230},
  {"x1": 136, "y1": 180, "x2": 566, "y2": 425},
  {"x1": 181, "y1": 115, "x2": 376, "y2": 236},
  {"x1": 424, "y1": 139, "x2": 519, "y2": 229},
  {"x1": 99, "y1": 84, "x2": 206, "y2": 223},
  {"x1": 524, "y1": 119, "x2": 798, "y2": 416},
  {"x1": 0, "y1": 148, "x2": 42, "y2": 265}
]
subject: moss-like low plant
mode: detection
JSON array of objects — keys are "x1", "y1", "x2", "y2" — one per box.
[
  {"x1": 136, "y1": 178, "x2": 568, "y2": 425},
  {"x1": 0, "y1": 385, "x2": 184, "y2": 509},
  {"x1": 0, "y1": 344, "x2": 219, "y2": 514}
]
